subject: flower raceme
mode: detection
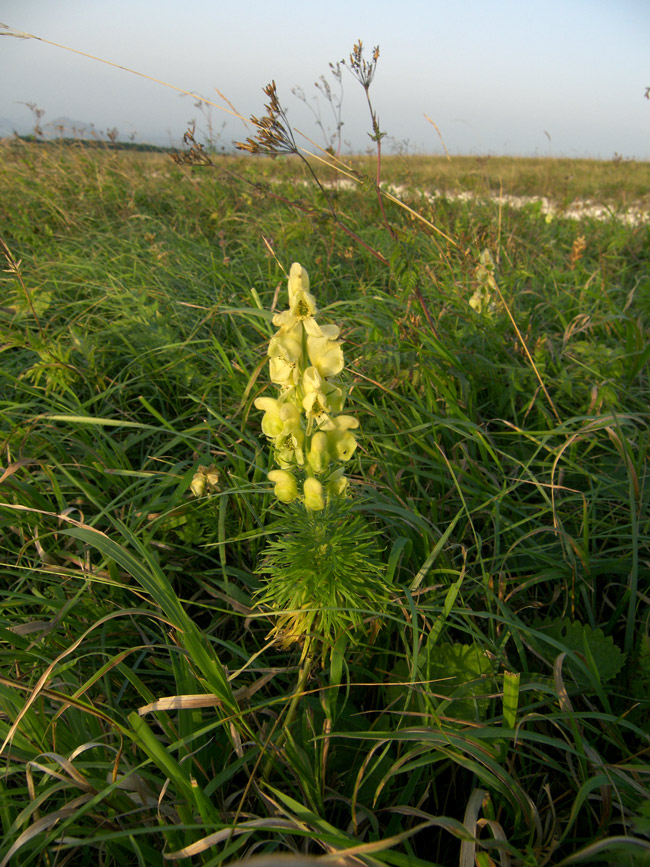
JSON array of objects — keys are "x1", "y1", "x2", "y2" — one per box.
[
  {"x1": 254, "y1": 263, "x2": 388, "y2": 654},
  {"x1": 255, "y1": 263, "x2": 357, "y2": 510}
]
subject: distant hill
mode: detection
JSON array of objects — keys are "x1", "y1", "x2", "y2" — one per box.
[
  {"x1": 0, "y1": 114, "x2": 167, "y2": 149},
  {"x1": 8, "y1": 134, "x2": 176, "y2": 153}
]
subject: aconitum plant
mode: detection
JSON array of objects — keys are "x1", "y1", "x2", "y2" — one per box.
[{"x1": 254, "y1": 263, "x2": 388, "y2": 653}]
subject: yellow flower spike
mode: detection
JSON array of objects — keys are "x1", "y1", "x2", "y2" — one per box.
[
  {"x1": 303, "y1": 476, "x2": 325, "y2": 511},
  {"x1": 307, "y1": 431, "x2": 331, "y2": 474},
  {"x1": 268, "y1": 469, "x2": 298, "y2": 503},
  {"x1": 255, "y1": 261, "x2": 359, "y2": 507}
]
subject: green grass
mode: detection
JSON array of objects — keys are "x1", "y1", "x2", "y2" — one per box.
[
  {"x1": 0, "y1": 137, "x2": 649, "y2": 866},
  {"x1": 356, "y1": 153, "x2": 650, "y2": 206}
]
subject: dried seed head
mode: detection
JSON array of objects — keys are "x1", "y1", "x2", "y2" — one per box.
[
  {"x1": 344, "y1": 39, "x2": 380, "y2": 90},
  {"x1": 170, "y1": 124, "x2": 214, "y2": 166},
  {"x1": 236, "y1": 81, "x2": 298, "y2": 157}
]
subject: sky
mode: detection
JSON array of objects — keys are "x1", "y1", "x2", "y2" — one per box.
[{"x1": 1, "y1": 0, "x2": 649, "y2": 159}]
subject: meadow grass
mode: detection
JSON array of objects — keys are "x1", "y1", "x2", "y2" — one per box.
[{"x1": 0, "y1": 135, "x2": 649, "y2": 866}]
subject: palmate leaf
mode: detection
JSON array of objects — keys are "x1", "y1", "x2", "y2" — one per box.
[
  {"x1": 391, "y1": 640, "x2": 496, "y2": 723},
  {"x1": 424, "y1": 641, "x2": 496, "y2": 721},
  {"x1": 529, "y1": 618, "x2": 626, "y2": 687}
]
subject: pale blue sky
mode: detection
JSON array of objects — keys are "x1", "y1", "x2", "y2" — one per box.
[{"x1": 1, "y1": 0, "x2": 649, "y2": 158}]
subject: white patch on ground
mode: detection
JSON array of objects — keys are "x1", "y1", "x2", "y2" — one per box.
[
  {"x1": 275, "y1": 176, "x2": 650, "y2": 225},
  {"x1": 384, "y1": 184, "x2": 650, "y2": 226}
]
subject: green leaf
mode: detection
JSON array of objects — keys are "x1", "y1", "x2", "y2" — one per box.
[
  {"x1": 390, "y1": 641, "x2": 496, "y2": 723},
  {"x1": 425, "y1": 642, "x2": 496, "y2": 721},
  {"x1": 530, "y1": 618, "x2": 626, "y2": 687}
]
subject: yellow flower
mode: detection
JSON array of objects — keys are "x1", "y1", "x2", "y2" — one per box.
[
  {"x1": 268, "y1": 330, "x2": 302, "y2": 386},
  {"x1": 190, "y1": 471, "x2": 206, "y2": 498},
  {"x1": 254, "y1": 396, "x2": 305, "y2": 468},
  {"x1": 190, "y1": 465, "x2": 221, "y2": 497},
  {"x1": 307, "y1": 325, "x2": 344, "y2": 378},
  {"x1": 275, "y1": 426, "x2": 305, "y2": 469},
  {"x1": 254, "y1": 396, "x2": 299, "y2": 439},
  {"x1": 268, "y1": 469, "x2": 298, "y2": 503},
  {"x1": 326, "y1": 415, "x2": 359, "y2": 461},
  {"x1": 469, "y1": 287, "x2": 487, "y2": 313},
  {"x1": 302, "y1": 366, "x2": 340, "y2": 426},
  {"x1": 273, "y1": 288, "x2": 322, "y2": 337}
]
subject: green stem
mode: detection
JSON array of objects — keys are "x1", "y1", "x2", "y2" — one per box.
[
  {"x1": 262, "y1": 635, "x2": 314, "y2": 781},
  {"x1": 362, "y1": 88, "x2": 395, "y2": 240}
]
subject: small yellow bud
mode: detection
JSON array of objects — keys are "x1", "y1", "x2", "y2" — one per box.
[
  {"x1": 268, "y1": 469, "x2": 298, "y2": 503},
  {"x1": 327, "y1": 472, "x2": 349, "y2": 498},
  {"x1": 288, "y1": 262, "x2": 310, "y2": 304},
  {"x1": 307, "y1": 431, "x2": 330, "y2": 474},
  {"x1": 303, "y1": 476, "x2": 325, "y2": 511}
]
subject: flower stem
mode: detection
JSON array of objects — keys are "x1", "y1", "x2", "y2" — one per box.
[{"x1": 262, "y1": 635, "x2": 314, "y2": 781}]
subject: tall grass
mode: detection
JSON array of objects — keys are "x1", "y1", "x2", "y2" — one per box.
[{"x1": 0, "y1": 127, "x2": 649, "y2": 867}]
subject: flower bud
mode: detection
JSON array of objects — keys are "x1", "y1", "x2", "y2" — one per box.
[
  {"x1": 268, "y1": 469, "x2": 298, "y2": 503},
  {"x1": 303, "y1": 476, "x2": 325, "y2": 511},
  {"x1": 307, "y1": 431, "x2": 330, "y2": 474},
  {"x1": 327, "y1": 471, "x2": 349, "y2": 498},
  {"x1": 288, "y1": 262, "x2": 310, "y2": 305}
]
